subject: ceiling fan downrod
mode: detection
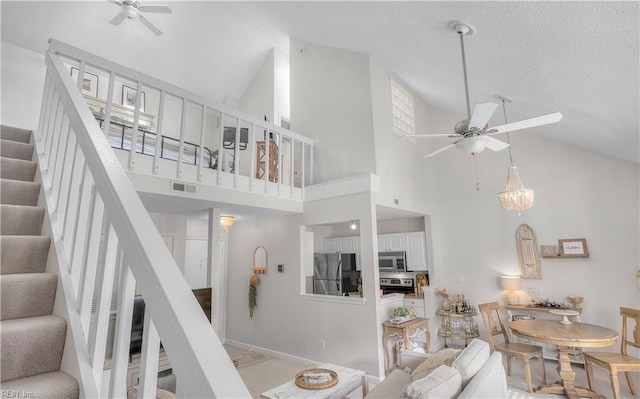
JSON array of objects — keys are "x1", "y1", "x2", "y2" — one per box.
[{"x1": 449, "y1": 21, "x2": 477, "y2": 120}]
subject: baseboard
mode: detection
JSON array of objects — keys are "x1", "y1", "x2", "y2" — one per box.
[{"x1": 224, "y1": 339, "x2": 381, "y2": 386}]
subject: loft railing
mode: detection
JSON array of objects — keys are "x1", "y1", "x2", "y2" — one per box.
[
  {"x1": 37, "y1": 40, "x2": 250, "y2": 398},
  {"x1": 49, "y1": 39, "x2": 313, "y2": 201}
]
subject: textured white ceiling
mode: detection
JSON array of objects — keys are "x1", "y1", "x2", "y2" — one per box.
[{"x1": 2, "y1": 1, "x2": 638, "y2": 169}]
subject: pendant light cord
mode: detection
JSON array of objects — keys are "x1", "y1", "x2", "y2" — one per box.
[{"x1": 502, "y1": 99, "x2": 514, "y2": 166}]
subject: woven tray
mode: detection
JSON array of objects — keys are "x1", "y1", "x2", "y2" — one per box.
[{"x1": 294, "y1": 368, "x2": 338, "y2": 390}]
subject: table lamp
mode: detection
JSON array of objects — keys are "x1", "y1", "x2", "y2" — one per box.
[{"x1": 501, "y1": 276, "x2": 522, "y2": 305}]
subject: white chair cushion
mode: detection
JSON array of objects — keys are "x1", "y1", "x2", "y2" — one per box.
[
  {"x1": 451, "y1": 338, "x2": 490, "y2": 388},
  {"x1": 404, "y1": 365, "x2": 462, "y2": 399},
  {"x1": 411, "y1": 348, "x2": 461, "y2": 381}
]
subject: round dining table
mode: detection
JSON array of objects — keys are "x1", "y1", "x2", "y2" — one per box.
[{"x1": 509, "y1": 319, "x2": 618, "y2": 399}]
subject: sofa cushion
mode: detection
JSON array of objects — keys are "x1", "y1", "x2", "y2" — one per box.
[
  {"x1": 411, "y1": 348, "x2": 461, "y2": 381},
  {"x1": 451, "y1": 338, "x2": 490, "y2": 388},
  {"x1": 457, "y1": 351, "x2": 508, "y2": 398},
  {"x1": 404, "y1": 365, "x2": 461, "y2": 399},
  {"x1": 364, "y1": 369, "x2": 412, "y2": 399}
]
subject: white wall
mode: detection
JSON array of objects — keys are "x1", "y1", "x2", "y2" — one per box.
[
  {"x1": 1, "y1": 42, "x2": 45, "y2": 129},
  {"x1": 290, "y1": 40, "x2": 376, "y2": 183},
  {"x1": 225, "y1": 192, "x2": 387, "y2": 377},
  {"x1": 430, "y1": 131, "x2": 639, "y2": 338},
  {"x1": 239, "y1": 50, "x2": 275, "y2": 123}
]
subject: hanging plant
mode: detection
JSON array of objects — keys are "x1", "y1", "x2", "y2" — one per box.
[{"x1": 249, "y1": 274, "x2": 260, "y2": 319}]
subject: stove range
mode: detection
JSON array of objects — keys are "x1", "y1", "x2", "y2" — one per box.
[{"x1": 380, "y1": 278, "x2": 414, "y2": 295}]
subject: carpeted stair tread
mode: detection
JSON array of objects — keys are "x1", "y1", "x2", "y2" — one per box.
[
  {"x1": 0, "y1": 236, "x2": 51, "y2": 274},
  {"x1": 1, "y1": 126, "x2": 32, "y2": 144},
  {"x1": 1, "y1": 179, "x2": 40, "y2": 206},
  {"x1": 1, "y1": 315, "x2": 67, "y2": 381},
  {"x1": 0, "y1": 204, "x2": 44, "y2": 235},
  {"x1": 1, "y1": 273, "x2": 57, "y2": 320},
  {"x1": 0, "y1": 370, "x2": 79, "y2": 399},
  {"x1": 1, "y1": 139, "x2": 34, "y2": 161},
  {"x1": 1, "y1": 157, "x2": 37, "y2": 182}
]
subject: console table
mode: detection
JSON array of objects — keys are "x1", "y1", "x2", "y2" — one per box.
[
  {"x1": 436, "y1": 310, "x2": 479, "y2": 348},
  {"x1": 383, "y1": 317, "x2": 430, "y2": 375}
]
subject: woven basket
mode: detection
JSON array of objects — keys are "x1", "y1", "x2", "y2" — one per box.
[{"x1": 294, "y1": 368, "x2": 338, "y2": 390}]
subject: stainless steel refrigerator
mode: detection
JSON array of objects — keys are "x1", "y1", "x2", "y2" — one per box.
[
  {"x1": 313, "y1": 253, "x2": 342, "y2": 296},
  {"x1": 313, "y1": 253, "x2": 359, "y2": 296}
]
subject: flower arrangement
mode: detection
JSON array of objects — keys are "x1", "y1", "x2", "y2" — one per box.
[{"x1": 436, "y1": 288, "x2": 449, "y2": 299}]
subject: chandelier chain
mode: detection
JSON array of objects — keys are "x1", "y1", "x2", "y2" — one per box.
[{"x1": 502, "y1": 99, "x2": 514, "y2": 166}]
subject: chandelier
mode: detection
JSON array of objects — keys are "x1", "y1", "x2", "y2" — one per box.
[
  {"x1": 496, "y1": 96, "x2": 534, "y2": 211},
  {"x1": 220, "y1": 216, "x2": 234, "y2": 230}
]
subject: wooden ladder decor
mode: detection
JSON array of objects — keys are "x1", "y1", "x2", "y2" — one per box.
[{"x1": 252, "y1": 245, "x2": 268, "y2": 274}]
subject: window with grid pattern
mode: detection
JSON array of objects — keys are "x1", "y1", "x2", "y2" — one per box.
[{"x1": 391, "y1": 79, "x2": 415, "y2": 136}]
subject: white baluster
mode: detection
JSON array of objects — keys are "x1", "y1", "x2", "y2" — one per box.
[
  {"x1": 103, "y1": 71, "x2": 116, "y2": 140},
  {"x1": 69, "y1": 169, "x2": 94, "y2": 293},
  {"x1": 138, "y1": 311, "x2": 160, "y2": 399},
  {"x1": 152, "y1": 90, "x2": 166, "y2": 175},
  {"x1": 176, "y1": 97, "x2": 187, "y2": 179}
]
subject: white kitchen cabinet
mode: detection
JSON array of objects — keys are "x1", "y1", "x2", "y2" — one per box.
[
  {"x1": 378, "y1": 233, "x2": 405, "y2": 252},
  {"x1": 403, "y1": 297, "x2": 426, "y2": 318},
  {"x1": 405, "y1": 231, "x2": 428, "y2": 271},
  {"x1": 324, "y1": 238, "x2": 340, "y2": 253},
  {"x1": 323, "y1": 237, "x2": 361, "y2": 270}
]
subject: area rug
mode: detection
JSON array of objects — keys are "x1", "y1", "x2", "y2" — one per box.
[{"x1": 224, "y1": 344, "x2": 272, "y2": 369}]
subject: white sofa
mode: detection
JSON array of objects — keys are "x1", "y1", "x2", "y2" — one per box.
[{"x1": 366, "y1": 339, "x2": 507, "y2": 399}]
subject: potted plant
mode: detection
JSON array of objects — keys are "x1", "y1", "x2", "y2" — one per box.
[{"x1": 391, "y1": 306, "x2": 416, "y2": 323}]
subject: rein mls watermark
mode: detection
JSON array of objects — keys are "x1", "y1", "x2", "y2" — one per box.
[{"x1": 1, "y1": 390, "x2": 34, "y2": 398}]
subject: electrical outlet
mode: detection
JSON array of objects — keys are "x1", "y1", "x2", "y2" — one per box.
[
  {"x1": 320, "y1": 340, "x2": 325, "y2": 351},
  {"x1": 456, "y1": 275, "x2": 465, "y2": 284}
]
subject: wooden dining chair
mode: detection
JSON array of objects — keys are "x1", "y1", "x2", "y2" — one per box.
[
  {"x1": 583, "y1": 307, "x2": 640, "y2": 399},
  {"x1": 478, "y1": 301, "x2": 546, "y2": 393}
]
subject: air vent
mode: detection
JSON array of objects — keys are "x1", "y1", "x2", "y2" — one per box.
[{"x1": 171, "y1": 181, "x2": 197, "y2": 194}]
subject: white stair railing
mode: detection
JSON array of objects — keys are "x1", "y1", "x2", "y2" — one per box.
[
  {"x1": 37, "y1": 44, "x2": 251, "y2": 398},
  {"x1": 48, "y1": 39, "x2": 313, "y2": 201}
]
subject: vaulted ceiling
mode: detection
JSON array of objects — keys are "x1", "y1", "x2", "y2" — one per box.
[{"x1": 2, "y1": 1, "x2": 638, "y2": 163}]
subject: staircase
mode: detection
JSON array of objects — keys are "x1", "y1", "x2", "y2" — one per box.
[{"x1": 0, "y1": 125, "x2": 79, "y2": 398}]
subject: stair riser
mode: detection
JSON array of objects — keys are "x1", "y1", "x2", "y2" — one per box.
[
  {"x1": 0, "y1": 205, "x2": 45, "y2": 235},
  {"x1": 1, "y1": 157, "x2": 37, "y2": 182},
  {"x1": 1, "y1": 273, "x2": 57, "y2": 320},
  {"x1": 1, "y1": 179, "x2": 41, "y2": 206},
  {"x1": 1, "y1": 236, "x2": 51, "y2": 274},
  {"x1": 0, "y1": 371, "x2": 79, "y2": 399},
  {"x1": 1, "y1": 126, "x2": 32, "y2": 144},
  {"x1": 1, "y1": 139, "x2": 34, "y2": 161},
  {"x1": 1, "y1": 315, "x2": 67, "y2": 382}
]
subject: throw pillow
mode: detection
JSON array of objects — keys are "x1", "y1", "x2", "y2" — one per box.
[
  {"x1": 411, "y1": 348, "x2": 461, "y2": 381},
  {"x1": 451, "y1": 338, "x2": 490, "y2": 388},
  {"x1": 404, "y1": 365, "x2": 462, "y2": 399}
]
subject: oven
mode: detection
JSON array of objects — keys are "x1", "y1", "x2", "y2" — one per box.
[{"x1": 380, "y1": 278, "x2": 415, "y2": 295}]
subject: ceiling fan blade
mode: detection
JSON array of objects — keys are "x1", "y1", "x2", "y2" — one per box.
[
  {"x1": 138, "y1": 4, "x2": 172, "y2": 13},
  {"x1": 486, "y1": 112, "x2": 563, "y2": 135},
  {"x1": 409, "y1": 134, "x2": 457, "y2": 139},
  {"x1": 109, "y1": 12, "x2": 127, "y2": 26},
  {"x1": 468, "y1": 102, "x2": 498, "y2": 131},
  {"x1": 139, "y1": 13, "x2": 163, "y2": 35},
  {"x1": 108, "y1": 0, "x2": 124, "y2": 6},
  {"x1": 484, "y1": 136, "x2": 510, "y2": 152},
  {"x1": 422, "y1": 143, "x2": 456, "y2": 159}
]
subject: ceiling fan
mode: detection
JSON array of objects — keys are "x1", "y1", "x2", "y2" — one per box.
[
  {"x1": 408, "y1": 21, "x2": 563, "y2": 159},
  {"x1": 108, "y1": 0, "x2": 171, "y2": 36}
]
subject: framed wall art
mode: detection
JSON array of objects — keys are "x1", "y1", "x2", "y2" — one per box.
[
  {"x1": 122, "y1": 85, "x2": 145, "y2": 112},
  {"x1": 70, "y1": 67, "x2": 98, "y2": 97},
  {"x1": 558, "y1": 238, "x2": 589, "y2": 258}
]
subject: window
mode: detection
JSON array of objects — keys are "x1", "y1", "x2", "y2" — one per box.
[{"x1": 390, "y1": 79, "x2": 415, "y2": 136}]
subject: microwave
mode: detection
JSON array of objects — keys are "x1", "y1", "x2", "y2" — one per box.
[{"x1": 378, "y1": 251, "x2": 406, "y2": 272}]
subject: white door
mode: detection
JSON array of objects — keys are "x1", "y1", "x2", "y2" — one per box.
[{"x1": 184, "y1": 239, "x2": 208, "y2": 289}]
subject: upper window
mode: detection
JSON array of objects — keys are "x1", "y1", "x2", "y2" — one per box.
[{"x1": 390, "y1": 79, "x2": 415, "y2": 136}]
